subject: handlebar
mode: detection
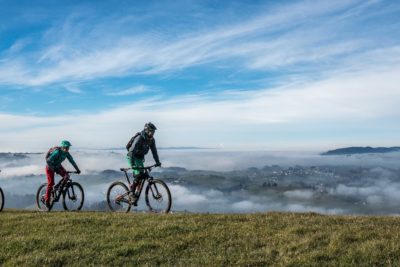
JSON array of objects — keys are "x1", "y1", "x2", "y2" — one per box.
[
  {"x1": 120, "y1": 164, "x2": 158, "y2": 172},
  {"x1": 66, "y1": 171, "x2": 80, "y2": 174}
]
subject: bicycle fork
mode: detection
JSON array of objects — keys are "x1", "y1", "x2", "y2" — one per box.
[
  {"x1": 148, "y1": 181, "x2": 162, "y2": 200},
  {"x1": 66, "y1": 184, "x2": 76, "y2": 201}
]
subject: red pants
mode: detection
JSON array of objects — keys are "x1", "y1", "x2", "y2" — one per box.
[{"x1": 45, "y1": 165, "x2": 68, "y2": 202}]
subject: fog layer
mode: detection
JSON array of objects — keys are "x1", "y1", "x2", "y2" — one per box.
[{"x1": 1, "y1": 150, "x2": 400, "y2": 215}]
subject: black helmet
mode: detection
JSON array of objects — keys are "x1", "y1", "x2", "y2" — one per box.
[{"x1": 144, "y1": 122, "x2": 157, "y2": 136}]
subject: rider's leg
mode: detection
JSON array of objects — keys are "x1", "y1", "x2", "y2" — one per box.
[
  {"x1": 132, "y1": 158, "x2": 145, "y2": 192},
  {"x1": 45, "y1": 166, "x2": 55, "y2": 203},
  {"x1": 126, "y1": 156, "x2": 144, "y2": 206},
  {"x1": 127, "y1": 156, "x2": 144, "y2": 192},
  {"x1": 55, "y1": 166, "x2": 68, "y2": 189},
  {"x1": 131, "y1": 159, "x2": 144, "y2": 206}
]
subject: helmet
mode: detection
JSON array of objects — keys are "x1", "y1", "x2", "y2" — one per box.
[
  {"x1": 144, "y1": 122, "x2": 157, "y2": 138},
  {"x1": 60, "y1": 140, "x2": 72, "y2": 147},
  {"x1": 144, "y1": 122, "x2": 157, "y2": 132}
]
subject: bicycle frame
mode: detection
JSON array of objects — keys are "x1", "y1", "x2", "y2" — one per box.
[
  {"x1": 51, "y1": 178, "x2": 66, "y2": 202},
  {"x1": 108, "y1": 164, "x2": 171, "y2": 213},
  {"x1": 120, "y1": 165, "x2": 156, "y2": 202},
  {"x1": 122, "y1": 170, "x2": 150, "y2": 197},
  {"x1": 51, "y1": 171, "x2": 77, "y2": 203}
]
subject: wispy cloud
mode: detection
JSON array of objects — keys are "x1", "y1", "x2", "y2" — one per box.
[
  {"x1": 5, "y1": 38, "x2": 31, "y2": 54},
  {"x1": 105, "y1": 85, "x2": 151, "y2": 96},
  {"x1": 64, "y1": 84, "x2": 83, "y2": 94},
  {"x1": 0, "y1": 0, "x2": 395, "y2": 87},
  {"x1": 0, "y1": 55, "x2": 399, "y2": 151},
  {"x1": 0, "y1": 0, "x2": 399, "y2": 150}
]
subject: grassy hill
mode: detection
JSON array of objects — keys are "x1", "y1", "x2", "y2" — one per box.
[{"x1": 1, "y1": 210, "x2": 400, "y2": 266}]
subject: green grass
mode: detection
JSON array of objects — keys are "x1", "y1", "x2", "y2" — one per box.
[{"x1": 1, "y1": 210, "x2": 400, "y2": 266}]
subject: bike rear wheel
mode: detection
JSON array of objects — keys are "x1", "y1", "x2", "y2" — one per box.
[
  {"x1": 36, "y1": 183, "x2": 52, "y2": 211},
  {"x1": 145, "y1": 179, "x2": 172, "y2": 213},
  {"x1": 62, "y1": 182, "x2": 84, "y2": 211},
  {"x1": 107, "y1": 181, "x2": 131, "y2": 213},
  {"x1": 0, "y1": 187, "x2": 4, "y2": 212}
]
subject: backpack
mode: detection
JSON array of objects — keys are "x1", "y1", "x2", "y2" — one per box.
[
  {"x1": 45, "y1": 146, "x2": 61, "y2": 160},
  {"x1": 126, "y1": 132, "x2": 141, "y2": 151}
]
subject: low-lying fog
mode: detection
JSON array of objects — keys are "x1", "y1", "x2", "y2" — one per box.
[{"x1": 1, "y1": 149, "x2": 400, "y2": 215}]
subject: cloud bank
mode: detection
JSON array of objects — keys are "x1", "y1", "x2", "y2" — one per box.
[
  {"x1": 1, "y1": 150, "x2": 400, "y2": 215},
  {"x1": 1, "y1": 61, "x2": 400, "y2": 151}
]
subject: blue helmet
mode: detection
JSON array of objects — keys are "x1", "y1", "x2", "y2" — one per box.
[{"x1": 60, "y1": 140, "x2": 72, "y2": 147}]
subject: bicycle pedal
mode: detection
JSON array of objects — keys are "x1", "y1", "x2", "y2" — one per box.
[{"x1": 128, "y1": 195, "x2": 138, "y2": 206}]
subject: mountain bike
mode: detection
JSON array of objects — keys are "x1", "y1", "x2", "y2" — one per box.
[
  {"x1": 36, "y1": 171, "x2": 84, "y2": 212},
  {"x1": 0, "y1": 170, "x2": 3, "y2": 212},
  {"x1": 107, "y1": 164, "x2": 172, "y2": 213}
]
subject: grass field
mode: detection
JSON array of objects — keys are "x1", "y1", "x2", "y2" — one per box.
[{"x1": 1, "y1": 210, "x2": 400, "y2": 266}]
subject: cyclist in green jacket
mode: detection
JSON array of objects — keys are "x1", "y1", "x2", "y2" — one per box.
[
  {"x1": 126, "y1": 122, "x2": 161, "y2": 204},
  {"x1": 44, "y1": 140, "x2": 81, "y2": 208}
]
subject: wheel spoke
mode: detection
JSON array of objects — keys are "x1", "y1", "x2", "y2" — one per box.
[
  {"x1": 36, "y1": 184, "x2": 49, "y2": 211},
  {"x1": 107, "y1": 182, "x2": 131, "y2": 213},
  {"x1": 146, "y1": 180, "x2": 171, "y2": 213},
  {"x1": 63, "y1": 182, "x2": 84, "y2": 211}
]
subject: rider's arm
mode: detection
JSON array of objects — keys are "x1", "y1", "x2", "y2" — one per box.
[
  {"x1": 150, "y1": 139, "x2": 161, "y2": 165},
  {"x1": 66, "y1": 153, "x2": 81, "y2": 173}
]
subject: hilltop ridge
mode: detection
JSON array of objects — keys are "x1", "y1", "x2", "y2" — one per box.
[{"x1": 322, "y1": 146, "x2": 400, "y2": 155}]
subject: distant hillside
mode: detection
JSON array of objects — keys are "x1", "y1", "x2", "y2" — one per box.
[
  {"x1": 0, "y1": 152, "x2": 30, "y2": 160},
  {"x1": 322, "y1": 146, "x2": 400, "y2": 155},
  {"x1": 99, "y1": 146, "x2": 214, "y2": 151},
  {"x1": 1, "y1": 210, "x2": 400, "y2": 266}
]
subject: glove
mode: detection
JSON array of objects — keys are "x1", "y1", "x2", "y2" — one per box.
[
  {"x1": 156, "y1": 162, "x2": 162, "y2": 167},
  {"x1": 76, "y1": 169, "x2": 81, "y2": 174}
]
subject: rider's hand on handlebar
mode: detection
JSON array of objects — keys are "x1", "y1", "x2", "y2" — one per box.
[
  {"x1": 76, "y1": 169, "x2": 81, "y2": 174},
  {"x1": 156, "y1": 162, "x2": 162, "y2": 167}
]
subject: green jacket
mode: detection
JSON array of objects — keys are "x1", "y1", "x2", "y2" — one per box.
[{"x1": 46, "y1": 149, "x2": 79, "y2": 171}]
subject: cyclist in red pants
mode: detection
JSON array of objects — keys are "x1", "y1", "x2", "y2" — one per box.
[{"x1": 44, "y1": 140, "x2": 81, "y2": 208}]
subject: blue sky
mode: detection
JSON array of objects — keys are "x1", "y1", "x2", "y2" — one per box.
[{"x1": 0, "y1": 0, "x2": 400, "y2": 151}]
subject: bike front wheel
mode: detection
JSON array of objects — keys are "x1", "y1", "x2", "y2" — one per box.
[
  {"x1": 107, "y1": 181, "x2": 131, "y2": 213},
  {"x1": 145, "y1": 179, "x2": 172, "y2": 213},
  {"x1": 0, "y1": 187, "x2": 4, "y2": 212},
  {"x1": 36, "y1": 183, "x2": 52, "y2": 211},
  {"x1": 62, "y1": 182, "x2": 84, "y2": 211}
]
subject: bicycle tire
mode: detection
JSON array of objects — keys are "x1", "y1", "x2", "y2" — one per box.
[
  {"x1": 62, "y1": 182, "x2": 84, "y2": 211},
  {"x1": 36, "y1": 183, "x2": 52, "y2": 211},
  {"x1": 107, "y1": 181, "x2": 131, "y2": 213},
  {"x1": 145, "y1": 179, "x2": 172, "y2": 213},
  {"x1": 0, "y1": 187, "x2": 4, "y2": 212}
]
